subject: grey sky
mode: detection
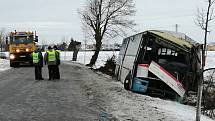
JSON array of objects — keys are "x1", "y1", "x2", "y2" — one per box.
[{"x1": 0, "y1": 0, "x2": 214, "y2": 44}]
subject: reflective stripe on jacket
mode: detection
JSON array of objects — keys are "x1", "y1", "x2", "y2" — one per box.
[{"x1": 32, "y1": 52, "x2": 39, "y2": 64}]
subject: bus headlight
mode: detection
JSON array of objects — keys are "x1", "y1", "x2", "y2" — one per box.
[
  {"x1": 10, "y1": 54, "x2": 15, "y2": 60},
  {"x1": 16, "y1": 49, "x2": 20, "y2": 53},
  {"x1": 26, "y1": 48, "x2": 29, "y2": 52}
]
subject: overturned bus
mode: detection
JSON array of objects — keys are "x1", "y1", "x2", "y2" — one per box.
[{"x1": 115, "y1": 30, "x2": 201, "y2": 99}]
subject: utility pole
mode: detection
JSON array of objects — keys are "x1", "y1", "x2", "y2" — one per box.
[
  {"x1": 0, "y1": 32, "x2": 2, "y2": 52},
  {"x1": 175, "y1": 24, "x2": 178, "y2": 33}
]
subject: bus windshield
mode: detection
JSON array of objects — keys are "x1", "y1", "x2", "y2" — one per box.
[{"x1": 10, "y1": 36, "x2": 33, "y2": 44}]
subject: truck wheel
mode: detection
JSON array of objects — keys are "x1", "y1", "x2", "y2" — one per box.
[
  {"x1": 10, "y1": 62, "x2": 15, "y2": 67},
  {"x1": 10, "y1": 62, "x2": 18, "y2": 67},
  {"x1": 29, "y1": 62, "x2": 34, "y2": 67}
]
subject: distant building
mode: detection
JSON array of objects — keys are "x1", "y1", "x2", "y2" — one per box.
[
  {"x1": 101, "y1": 43, "x2": 121, "y2": 50},
  {"x1": 207, "y1": 44, "x2": 215, "y2": 51},
  {"x1": 81, "y1": 43, "x2": 121, "y2": 51},
  {"x1": 37, "y1": 45, "x2": 49, "y2": 51},
  {"x1": 86, "y1": 44, "x2": 96, "y2": 50}
]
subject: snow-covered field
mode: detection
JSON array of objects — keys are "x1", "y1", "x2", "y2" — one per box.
[
  {"x1": 0, "y1": 51, "x2": 119, "y2": 72},
  {"x1": 205, "y1": 51, "x2": 215, "y2": 70},
  {"x1": 1, "y1": 50, "x2": 214, "y2": 71},
  {"x1": 60, "y1": 51, "x2": 119, "y2": 68},
  {"x1": 0, "y1": 51, "x2": 215, "y2": 121}
]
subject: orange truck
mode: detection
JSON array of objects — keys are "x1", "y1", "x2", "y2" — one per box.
[{"x1": 8, "y1": 31, "x2": 38, "y2": 67}]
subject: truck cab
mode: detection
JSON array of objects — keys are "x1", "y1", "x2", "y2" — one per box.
[{"x1": 9, "y1": 31, "x2": 38, "y2": 67}]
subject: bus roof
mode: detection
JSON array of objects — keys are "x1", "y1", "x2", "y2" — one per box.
[{"x1": 148, "y1": 30, "x2": 198, "y2": 49}]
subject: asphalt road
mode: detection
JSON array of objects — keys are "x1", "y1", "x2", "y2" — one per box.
[{"x1": 0, "y1": 62, "x2": 101, "y2": 121}]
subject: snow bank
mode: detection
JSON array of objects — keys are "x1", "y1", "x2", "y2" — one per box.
[
  {"x1": 0, "y1": 59, "x2": 10, "y2": 72},
  {"x1": 205, "y1": 51, "x2": 215, "y2": 69},
  {"x1": 70, "y1": 63, "x2": 214, "y2": 121}
]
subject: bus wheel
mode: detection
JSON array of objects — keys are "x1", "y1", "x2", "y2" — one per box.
[
  {"x1": 124, "y1": 79, "x2": 130, "y2": 90},
  {"x1": 124, "y1": 74, "x2": 132, "y2": 91},
  {"x1": 124, "y1": 78, "x2": 132, "y2": 90}
]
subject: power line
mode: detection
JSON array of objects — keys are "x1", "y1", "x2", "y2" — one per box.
[{"x1": 135, "y1": 14, "x2": 195, "y2": 21}]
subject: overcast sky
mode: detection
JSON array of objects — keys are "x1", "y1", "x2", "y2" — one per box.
[{"x1": 0, "y1": 0, "x2": 214, "y2": 44}]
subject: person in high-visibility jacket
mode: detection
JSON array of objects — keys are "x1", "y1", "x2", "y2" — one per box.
[
  {"x1": 44, "y1": 46, "x2": 58, "y2": 80},
  {"x1": 53, "y1": 45, "x2": 61, "y2": 79},
  {"x1": 32, "y1": 48, "x2": 44, "y2": 80}
]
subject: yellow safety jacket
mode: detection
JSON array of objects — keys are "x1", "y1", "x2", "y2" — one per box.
[
  {"x1": 47, "y1": 51, "x2": 57, "y2": 65},
  {"x1": 32, "y1": 52, "x2": 39, "y2": 64},
  {"x1": 56, "y1": 50, "x2": 61, "y2": 53}
]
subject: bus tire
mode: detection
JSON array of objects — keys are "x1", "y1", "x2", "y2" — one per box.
[
  {"x1": 124, "y1": 78, "x2": 130, "y2": 90},
  {"x1": 124, "y1": 73, "x2": 132, "y2": 91}
]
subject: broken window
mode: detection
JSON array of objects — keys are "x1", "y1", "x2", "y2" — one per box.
[{"x1": 134, "y1": 34, "x2": 192, "y2": 98}]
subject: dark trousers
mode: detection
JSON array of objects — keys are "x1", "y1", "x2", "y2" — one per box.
[
  {"x1": 48, "y1": 65, "x2": 55, "y2": 80},
  {"x1": 54, "y1": 65, "x2": 60, "y2": 79},
  {"x1": 35, "y1": 65, "x2": 42, "y2": 80}
]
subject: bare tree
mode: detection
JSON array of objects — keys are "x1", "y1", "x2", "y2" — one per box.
[
  {"x1": 195, "y1": 0, "x2": 215, "y2": 121},
  {"x1": 79, "y1": 0, "x2": 136, "y2": 66}
]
